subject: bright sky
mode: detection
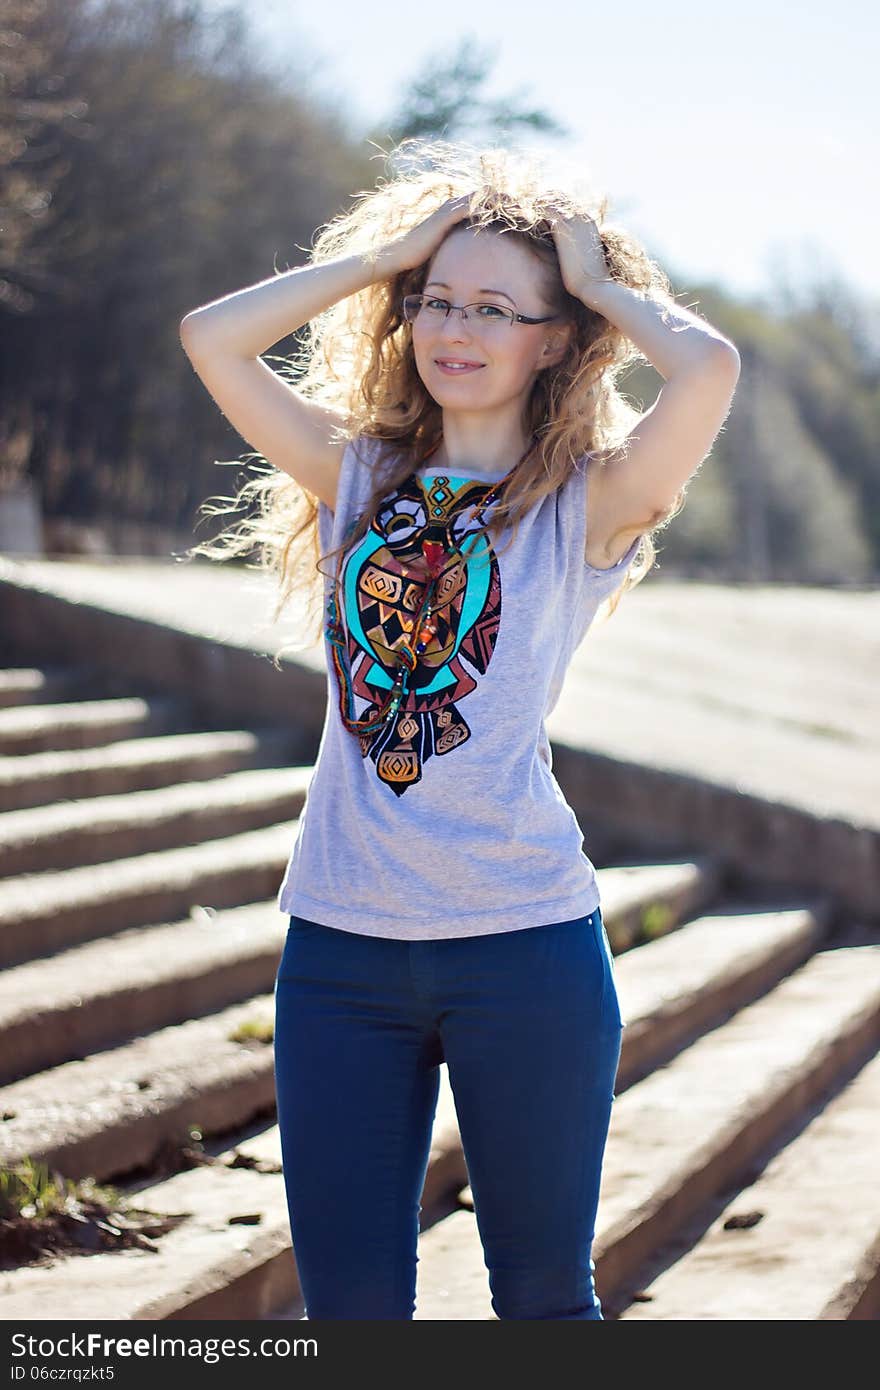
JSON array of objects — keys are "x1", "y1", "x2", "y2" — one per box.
[{"x1": 206, "y1": 0, "x2": 878, "y2": 309}]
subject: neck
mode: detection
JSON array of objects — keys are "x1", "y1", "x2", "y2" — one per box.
[{"x1": 423, "y1": 419, "x2": 534, "y2": 477}]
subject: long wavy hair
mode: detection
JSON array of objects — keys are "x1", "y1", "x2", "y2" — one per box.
[{"x1": 184, "y1": 138, "x2": 686, "y2": 666}]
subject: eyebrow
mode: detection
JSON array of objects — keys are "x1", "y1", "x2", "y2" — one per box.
[{"x1": 425, "y1": 281, "x2": 516, "y2": 306}]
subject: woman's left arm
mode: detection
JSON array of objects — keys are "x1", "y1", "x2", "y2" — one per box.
[
  {"x1": 577, "y1": 275, "x2": 739, "y2": 379},
  {"x1": 552, "y1": 212, "x2": 741, "y2": 531}
]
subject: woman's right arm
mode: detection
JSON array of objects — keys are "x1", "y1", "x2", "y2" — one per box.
[{"x1": 178, "y1": 249, "x2": 401, "y2": 510}]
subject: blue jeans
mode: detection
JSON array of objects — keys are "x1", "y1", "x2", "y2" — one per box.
[{"x1": 273, "y1": 906, "x2": 624, "y2": 1320}]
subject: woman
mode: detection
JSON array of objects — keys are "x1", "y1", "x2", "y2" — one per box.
[{"x1": 180, "y1": 140, "x2": 740, "y2": 1319}]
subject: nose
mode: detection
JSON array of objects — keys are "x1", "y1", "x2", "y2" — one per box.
[{"x1": 436, "y1": 306, "x2": 474, "y2": 344}]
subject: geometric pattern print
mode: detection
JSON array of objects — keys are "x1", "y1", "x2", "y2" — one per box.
[{"x1": 340, "y1": 472, "x2": 505, "y2": 796}]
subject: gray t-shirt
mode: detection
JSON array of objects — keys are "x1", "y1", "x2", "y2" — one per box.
[{"x1": 276, "y1": 432, "x2": 641, "y2": 939}]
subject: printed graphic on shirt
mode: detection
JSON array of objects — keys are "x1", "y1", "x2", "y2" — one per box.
[{"x1": 337, "y1": 473, "x2": 505, "y2": 796}]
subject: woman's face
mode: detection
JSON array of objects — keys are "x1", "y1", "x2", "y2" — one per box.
[{"x1": 411, "y1": 226, "x2": 572, "y2": 412}]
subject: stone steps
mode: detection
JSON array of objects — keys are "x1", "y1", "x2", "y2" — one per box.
[
  {"x1": 409, "y1": 934, "x2": 880, "y2": 1320},
  {"x1": 0, "y1": 765, "x2": 312, "y2": 876},
  {"x1": 1, "y1": 919, "x2": 876, "y2": 1320},
  {"x1": 0, "y1": 664, "x2": 138, "y2": 711},
  {"x1": 0, "y1": 658, "x2": 876, "y2": 1321},
  {"x1": 0, "y1": 878, "x2": 765, "y2": 1177},
  {"x1": 0, "y1": 861, "x2": 708, "y2": 1088},
  {"x1": 616, "y1": 1044, "x2": 880, "y2": 1320},
  {"x1": 0, "y1": 727, "x2": 298, "y2": 814},
  {"x1": 0, "y1": 820, "x2": 300, "y2": 969},
  {"x1": 0, "y1": 694, "x2": 193, "y2": 756}
]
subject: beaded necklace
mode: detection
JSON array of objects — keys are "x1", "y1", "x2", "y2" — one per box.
[{"x1": 325, "y1": 436, "x2": 534, "y2": 737}]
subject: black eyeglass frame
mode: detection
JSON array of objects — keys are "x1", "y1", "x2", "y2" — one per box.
[{"x1": 402, "y1": 293, "x2": 559, "y2": 327}]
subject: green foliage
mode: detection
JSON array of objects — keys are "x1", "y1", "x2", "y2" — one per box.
[
  {"x1": 229, "y1": 1014, "x2": 275, "y2": 1045},
  {"x1": 0, "y1": 1157, "x2": 121, "y2": 1221},
  {"x1": 641, "y1": 901, "x2": 677, "y2": 941},
  {"x1": 376, "y1": 35, "x2": 569, "y2": 147},
  {"x1": 1, "y1": 0, "x2": 877, "y2": 583}
]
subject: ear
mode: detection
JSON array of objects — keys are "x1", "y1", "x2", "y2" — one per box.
[{"x1": 540, "y1": 321, "x2": 575, "y2": 369}]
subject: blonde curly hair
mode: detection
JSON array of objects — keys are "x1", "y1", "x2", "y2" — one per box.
[{"x1": 185, "y1": 137, "x2": 685, "y2": 665}]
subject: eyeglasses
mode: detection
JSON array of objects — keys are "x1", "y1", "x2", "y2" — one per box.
[{"x1": 402, "y1": 294, "x2": 558, "y2": 330}]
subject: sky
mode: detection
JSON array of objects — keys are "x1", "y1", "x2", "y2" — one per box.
[{"x1": 203, "y1": 0, "x2": 879, "y2": 311}]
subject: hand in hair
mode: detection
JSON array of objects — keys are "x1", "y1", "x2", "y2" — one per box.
[
  {"x1": 546, "y1": 205, "x2": 615, "y2": 302},
  {"x1": 370, "y1": 193, "x2": 476, "y2": 279}
]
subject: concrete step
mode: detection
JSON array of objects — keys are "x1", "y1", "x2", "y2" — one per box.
[
  {"x1": 0, "y1": 1125, "x2": 297, "y2": 1320},
  {"x1": 0, "y1": 766, "x2": 313, "y2": 876},
  {"x1": 596, "y1": 941, "x2": 880, "y2": 1301},
  {"x1": 0, "y1": 644, "x2": 868, "y2": 1320},
  {"x1": 608, "y1": 898, "x2": 834, "y2": 1089},
  {"x1": 0, "y1": 900, "x2": 284, "y2": 1086},
  {"x1": 0, "y1": 586, "x2": 872, "y2": 1321},
  {"x1": 0, "y1": 727, "x2": 299, "y2": 814},
  {"x1": 616, "y1": 1044, "x2": 880, "y2": 1320},
  {"x1": 0, "y1": 863, "x2": 709, "y2": 1161},
  {"x1": 407, "y1": 940, "x2": 880, "y2": 1319},
  {"x1": 0, "y1": 1071, "x2": 464, "y2": 1320},
  {"x1": 0, "y1": 820, "x2": 300, "y2": 969},
  {"x1": 0, "y1": 861, "x2": 717, "y2": 1089},
  {"x1": 0, "y1": 991, "x2": 283, "y2": 1182},
  {"x1": 0, "y1": 694, "x2": 194, "y2": 756},
  {"x1": 0, "y1": 664, "x2": 145, "y2": 711},
  {"x1": 2, "y1": 934, "x2": 875, "y2": 1321},
  {"x1": 594, "y1": 856, "x2": 725, "y2": 951}
]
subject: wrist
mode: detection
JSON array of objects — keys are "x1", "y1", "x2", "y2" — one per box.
[
  {"x1": 571, "y1": 275, "x2": 622, "y2": 312},
  {"x1": 360, "y1": 244, "x2": 404, "y2": 286}
]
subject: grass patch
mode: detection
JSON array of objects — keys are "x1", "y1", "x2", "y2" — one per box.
[
  {"x1": 229, "y1": 1013, "x2": 274, "y2": 1045},
  {"x1": 0, "y1": 1157, "x2": 190, "y2": 1269}
]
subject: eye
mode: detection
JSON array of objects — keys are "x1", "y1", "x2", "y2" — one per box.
[
  {"x1": 425, "y1": 297, "x2": 450, "y2": 311},
  {"x1": 475, "y1": 303, "x2": 507, "y2": 317}
]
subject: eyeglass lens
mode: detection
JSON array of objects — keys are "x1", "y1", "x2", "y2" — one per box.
[{"x1": 404, "y1": 295, "x2": 514, "y2": 326}]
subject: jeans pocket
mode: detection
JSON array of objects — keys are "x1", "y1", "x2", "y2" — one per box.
[
  {"x1": 276, "y1": 916, "x2": 329, "y2": 983},
  {"x1": 592, "y1": 907, "x2": 625, "y2": 1032}
]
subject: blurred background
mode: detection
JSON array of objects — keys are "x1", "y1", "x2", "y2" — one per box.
[
  {"x1": 1, "y1": 1, "x2": 879, "y2": 1320},
  {"x1": 1, "y1": 0, "x2": 878, "y2": 583}
]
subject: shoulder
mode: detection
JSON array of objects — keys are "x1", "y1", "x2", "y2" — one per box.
[{"x1": 348, "y1": 431, "x2": 408, "y2": 480}]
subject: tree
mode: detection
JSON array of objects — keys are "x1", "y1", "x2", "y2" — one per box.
[
  {"x1": 0, "y1": 0, "x2": 85, "y2": 315},
  {"x1": 373, "y1": 35, "x2": 569, "y2": 152}
]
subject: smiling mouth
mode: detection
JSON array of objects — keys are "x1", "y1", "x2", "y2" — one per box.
[{"x1": 434, "y1": 359, "x2": 485, "y2": 371}]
